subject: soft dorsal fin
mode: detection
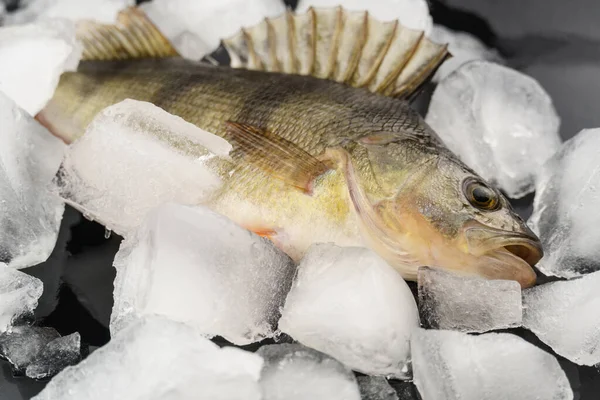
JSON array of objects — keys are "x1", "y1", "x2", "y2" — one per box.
[
  {"x1": 222, "y1": 6, "x2": 450, "y2": 100},
  {"x1": 76, "y1": 7, "x2": 179, "y2": 60}
]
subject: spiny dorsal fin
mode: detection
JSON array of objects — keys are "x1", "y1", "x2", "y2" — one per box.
[
  {"x1": 76, "y1": 7, "x2": 179, "y2": 61},
  {"x1": 222, "y1": 6, "x2": 450, "y2": 100},
  {"x1": 225, "y1": 121, "x2": 331, "y2": 194}
]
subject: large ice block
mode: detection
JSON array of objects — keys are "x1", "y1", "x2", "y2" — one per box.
[
  {"x1": 6, "y1": 0, "x2": 133, "y2": 25},
  {"x1": 111, "y1": 203, "x2": 296, "y2": 345},
  {"x1": 418, "y1": 267, "x2": 522, "y2": 333},
  {"x1": 0, "y1": 19, "x2": 81, "y2": 115},
  {"x1": 0, "y1": 91, "x2": 66, "y2": 268},
  {"x1": 279, "y1": 243, "x2": 419, "y2": 378},
  {"x1": 53, "y1": 99, "x2": 232, "y2": 236},
  {"x1": 522, "y1": 271, "x2": 600, "y2": 365},
  {"x1": 0, "y1": 264, "x2": 43, "y2": 332},
  {"x1": 411, "y1": 328, "x2": 573, "y2": 400},
  {"x1": 425, "y1": 60, "x2": 561, "y2": 198},
  {"x1": 0, "y1": 325, "x2": 60, "y2": 374},
  {"x1": 528, "y1": 128, "x2": 600, "y2": 278},
  {"x1": 33, "y1": 316, "x2": 263, "y2": 400},
  {"x1": 257, "y1": 343, "x2": 361, "y2": 400},
  {"x1": 26, "y1": 332, "x2": 83, "y2": 380}
]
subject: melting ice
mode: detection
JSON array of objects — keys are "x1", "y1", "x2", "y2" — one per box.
[
  {"x1": 25, "y1": 332, "x2": 83, "y2": 380},
  {"x1": 6, "y1": 0, "x2": 133, "y2": 25},
  {"x1": 0, "y1": 325, "x2": 60, "y2": 374}
]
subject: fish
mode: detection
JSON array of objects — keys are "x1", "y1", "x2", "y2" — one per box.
[{"x1": 38, "y1": 6, "x2": 542, "y2": 287}]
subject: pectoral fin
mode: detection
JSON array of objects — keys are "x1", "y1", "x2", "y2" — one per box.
[{"x1": 225, "y1": 121, "x2": 331, "y2": 194}]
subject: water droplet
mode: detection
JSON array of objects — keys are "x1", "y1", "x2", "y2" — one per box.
[{"x1": 104, "y1": 228, "x2": 112, "y2": 239}]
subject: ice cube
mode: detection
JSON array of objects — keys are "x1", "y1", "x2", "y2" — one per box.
[
  {"x1": 0, "y1": 19, "x2": 81, "y2": 115},
  {"x1": 425, "y1": 60, "x2": 561, "y2": 198},
  {"x1": 0, "y1": 325, "x2": 60, "y2": 374},
  {"x1": 6, "y1": 0, "x2": 133, "y2": 25},
  {"x1": 171, "y1": 30, "x2": 211, "y2": 61},
  {"x1": 0, "y1": 264, "x2": 43, "y2": 332},
  {"x1": 0, "y1": 91, "x2": 66, "y2": 268},
  {"x1": 528, "y1": 128, "x2": 600, "y2": 278},
  {"x1": 296, "y1": 0, "x2": 432, "y2": 33},
  {"x1": 411, "y1": 328, "x2": 573, "y2": 400},
  {"x1": 26, "y1": 332, "x2": 82, "y2": 380},
  {"x1": 522, "y1": 271, "x2": 600, "y2": 366},
  {"x1": 141, "y1": 0, "x2": 286, "y2": 58},
  {"x1": 430, "y1": 25, "x2": 504, "y2": 82},
  {"x1": 357, "y1": 376, "x2": 398, "y2": 400},
  {"x1": 257, "y1": 343, "x2": 361, "y2": 400},
  {"x1": 33, "y1": 316, "x2": 263, "y2": 400},
  {"x1": 279, "y1": 243, "x2": 419, "y2": 378},
  {"x1": 111, "y1": 203, "x2": 296, "y2": 345},
  {"x1": 53, "y1": 99, "x2": 232, "y2": 236},
  {"x1": 417, "y1": 267, "x2": 522, "y2": 333}
]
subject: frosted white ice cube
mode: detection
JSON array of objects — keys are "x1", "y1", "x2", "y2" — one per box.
[
  {"x1": 0, "y1": 19, "x2": 81, "y2": 115},
  {"x1": 141, "y1": 0, "x2": 285, "y2": 57},
  {"x1": 0, "y1": 325, "x2": 60, "y2": 373},
  {"x1": 279, "y1": 243, "x2": 419, "y2": 378},
  {"x1": 522, "y1": 271, "x2": 600, "y2": 366},
  {"x1": 53, "y1": 99, "x2": 232, "y2": 236},
  {"x1": 257, "y1": 343, "x2": 361, "y2": 400},
  {"x1": 33, "y1": 316, "x2": 263, "y2": 400},
  {"x1": 6, "y1": 0, "x2": 133, "y2": 25},
  {"x1": 411, "y1": 328, "x2": 573, "y2": 400},
  {"x1": 0, "y1": 91, "x2": 66, "y2": 268},
  {"x1": 0, "y1": 264, "x2": 43, "y2": 332},
  {"x1": 357, "y1": 376, "x2": 399, "y2": 400},
  {"x1": 425, "y1": 60, "x2": 561, "y2": 198},
  {"x1": 26, "y1": 332, "x2": 82, "y2": 379},
  {"x1": 111, "y1": 203, "x2": 296, "y2": 345},
  {"x1": 297, "y1": 0, "x2": 432, "y2": 33},
  {"x1": 528, "y1": 128, "x2": 600, "y2": 278},
  {"x1": 418, "y1": 267, "x2": 522, "y2": 333}
]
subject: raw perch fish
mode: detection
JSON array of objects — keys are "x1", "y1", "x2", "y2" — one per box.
[
  {"x1": 53, "y1": 99, "x2": 232, "y2": 236},
  {"x1": 426, "y1": 60, "x2": 561, "y2": 198},
  {"x1": 5, "y1": 0, "x2": 133, "y2": 25},
  {"x1": 33, "y1": 316, "x2": 263, "y2": 400},
  {"x1": 111, "y1": 203, "x2": 296, "y2": 345},
  {"x1": 26, "y1": 332, "x2": 83, "y2": 380},
  {"x1": 0, "y1": 264, "x2": 43, "y2": 332},
  {"x1": 528, "y1": 128, "x2": 600, "y2": 278},
  {"x1": 522, "y1": 271, "x2": 600, "y2": 366},
  {"x1": 279, "y1": 243, "x2": 419, "y2": 379},
  {"x1": 418, "y1": 267, "x2": 522, "y2": 333},
  {"x1": 0, "y1": 91, "x2": 66, "y2": 268},
  {"x1": 257, "y1": 343, "x2": 361, "y2": 400},
  {"x1": 0, "y1": 325, "x2": 60, "y2": 374},
  {"x1": 411, "y1": 328, "x2": 573, "y2": 400}
]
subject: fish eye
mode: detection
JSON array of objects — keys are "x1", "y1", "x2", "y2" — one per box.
[{"x1": 462, "y1": 178, "x2": 500, "y2": 211}]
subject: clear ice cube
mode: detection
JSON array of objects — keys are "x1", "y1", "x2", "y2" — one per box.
[
  {"x1": 0, "y1": 325, "x2": 60, "y2": 374},
  {"x1": 425, "y1": 60, "x2": 561, "y2": 198},
  {"x1": 257, "y1": 343, "x2": 361, "y2": 400},
  {"x1": 418, "y1": 267, "x2": 522, "y2": 333},
  {"x1": 111, "y1": 203, "x2": 296, "y2": 345},
  {"x1": 0, "y1": 264, "x2": 43, "y2": 332},
  {"x1": 528, "y1": 128, "x2": 600, "y2": 278},
  {"x1": 357, "y1": 376, "x2": 399, "y2": 400},
  {"x1": 0, "y1": 91, "x2": 66, "y2": 268},
  {"x1": 33, "y1": 316, "x2": 263, "y2": 400},
  {"x1": 522, "y1": 271, "x2": 600, "y2": 366},
  {"x1": 26, "y1": 332, "x2": 82, "y2": 380},
  {"x1": 53, "y1": 99, "x2": 232, "y2": 236},
  {"x1": 6, "y1": 0, "x2": 133, "y2": 25},
  {"x1": 411, "y1": 328, "x2": 573, "y2": 400},
  {"x1": 279, "y1": 243, "x2": 419, "y2": 378}
]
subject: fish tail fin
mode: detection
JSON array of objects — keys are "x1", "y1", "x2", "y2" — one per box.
[{"x1": 222, "y1": 6, "x2": 450, "y2": 100}]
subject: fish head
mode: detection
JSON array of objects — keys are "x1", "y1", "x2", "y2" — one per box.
[{"x1": 346, "y1": 143, "x2": 541, "y2": 288}]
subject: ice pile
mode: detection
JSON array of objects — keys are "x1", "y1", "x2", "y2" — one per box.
[
  {"x1": 411, "y1": 328, "x2": 573, "y2": 400},
  {"x1": 0, "y1": 325, "x2": 60, "y2": 374},
  {"x1": 53, "y1": 99, "x2": 232, "y2": 236},
  {"x1": 417, "y1": 267, "x2": 522, "y2": 333},
  {"x1": 528, "y1": 128, "x2": 600, "y2": 278},
  {"x1": 26, "y1": 332, "x2": 83, "y2": 380},
  {"x1": 430, "y1": 25, "x2": 504, "y2": 82},
  {"x1": 296, "y1": 0, "x2": 432, "y2": 33},
  {"x1": 357, "y1": 376, "x2": 398, "y2": 400},
  {"x1": 279, "y1": 243, "x2": 419, "y2": 378},
  {"x1": 257, "y1": 343, "x2": 361, "y2": 400},
  {"x1": 0, "y1": 19, "x2": 81, "y2": 115},
  {"x1": 33, "y1": 316, "x2": 264, "y2": 400},
  {"x1": 111, "y1": 203, "x2": 296, "y2": 345},
  {"x1": 522, "y1": 271, "x2": 600, "y2": 365},
  {"x1": 425, "y1": 60, "x2": 561, "y2": 198},
  {"x1": 0, "y1": 264, "x2": 43, "y2": 331},
  {"x1": 0, "y1": 91, "x2": 66, "y2": 268},
  {"x1": 6, "y1": 0, "x2": 132, "y2": 25}
]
